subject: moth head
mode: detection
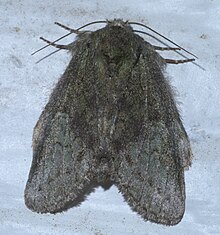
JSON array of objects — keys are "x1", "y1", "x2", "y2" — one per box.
[{"x1": 106, "y1": 19, "x2": 132, "y2": 30}]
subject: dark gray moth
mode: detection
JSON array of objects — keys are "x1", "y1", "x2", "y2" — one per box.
[{"x1": 25, "y1": 19, "x2": 193, "y2": 225}]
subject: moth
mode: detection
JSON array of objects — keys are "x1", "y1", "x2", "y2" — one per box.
[{"x1": 25, "y1": 19, "x2": 194, "y2": 225}]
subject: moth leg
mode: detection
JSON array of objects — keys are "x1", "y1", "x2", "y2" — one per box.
[
  {"x1": 40, "y1": 37, "x2": 69, "y2": 50},
  {"x1": 165, "y1": 58, "x2": 195, "y2": 64},
  {"x1": 55, "y1": 22, "x2": 79, "y2": 33},
  {"x1": 55, "y1": 22, "x2": 91, "y2": 34},
  {"x1": 153, "y1": 46, "x2": 180, "y2": 51}
]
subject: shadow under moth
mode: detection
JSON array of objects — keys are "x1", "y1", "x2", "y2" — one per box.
[{"x1": 24, "y1": 19, "x2": 194, "y2": 226}]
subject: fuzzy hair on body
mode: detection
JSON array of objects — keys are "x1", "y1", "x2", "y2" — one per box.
[{"x1": 25, "y1": 19, "x2": 192, "y2": 226}]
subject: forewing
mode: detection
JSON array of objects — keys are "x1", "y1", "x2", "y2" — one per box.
[
  {"x1": 25, "y1": 54, "x2": 98, "y2": 213},
  {"x1": 115, "y1": 47, "x2": 192, "y2": 225}
]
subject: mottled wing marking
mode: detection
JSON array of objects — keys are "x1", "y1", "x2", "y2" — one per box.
[
  {"x1": 25, "y1": 20, "x2": 192, "y2": 226},
  {"x1": 115, "y1": 46, "x2": 192, "y2": 225},
  {"x1": 25, "y1": 112, "x2": 95, "y2": 213}
]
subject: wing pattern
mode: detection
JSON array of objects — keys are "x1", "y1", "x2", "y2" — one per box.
[{"x1": 25, "y1": 20, "x2": 192, "y2": 225}]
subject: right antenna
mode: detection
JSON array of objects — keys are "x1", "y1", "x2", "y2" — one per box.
[{"x1": 129, "y1": 22, "x2": 198, "y2": 59}]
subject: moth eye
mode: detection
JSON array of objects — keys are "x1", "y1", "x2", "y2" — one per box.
[{"x1": 107, "y1": 19, "x2": 112, "y2": 24}]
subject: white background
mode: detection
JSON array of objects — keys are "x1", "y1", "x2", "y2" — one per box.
[{"x1": 0, "y1": 0, "x2": 220, "y2": 234}]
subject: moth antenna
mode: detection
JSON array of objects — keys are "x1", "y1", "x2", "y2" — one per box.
[
  {"x1": 129, "y1": 22, "x2": 198, "y2": 59},
  {"x1": 55, "y1": 20, "x2": 107, "y2": 32},
  {"x1": 134, "y1": 30, "x2": 186, "y2": 57},
  {"x1": 32, "y1": 20, "x2": 107, "y2": 56},
  {"x1": 36, "y1": 48, "x2": 61, "y2": 64},
  {"x1": 31, "y1": 32, "x2": 72, "y2": 55},
  {"x1": 134, "y1": 30, "x2": 174, "y2": 48},
  {"x1": 134, "y1": 30, "x2": 204, "y2": 69}
]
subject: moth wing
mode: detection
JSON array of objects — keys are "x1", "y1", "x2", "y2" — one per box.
[
  {"x1": 115, "y1": 51, "x2": 192, "y2": 225},
  {"x1": 116, "y1": 122, "x2": 191, "y2": 225},
  {"x1": 24, "y1": 62, "x2": 97, "y2": 213}
]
